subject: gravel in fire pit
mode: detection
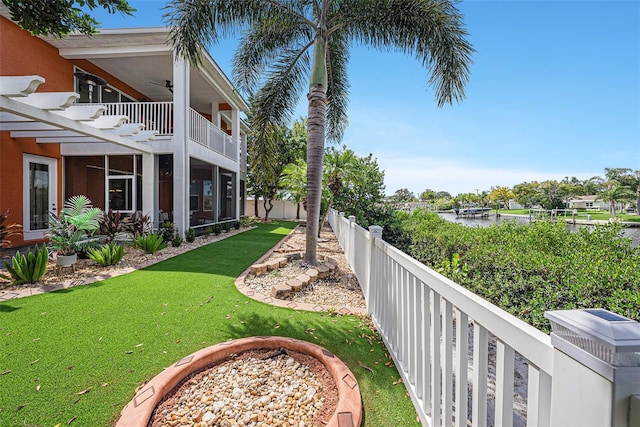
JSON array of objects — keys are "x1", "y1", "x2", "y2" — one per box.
[{"x1": 149, "y1": 349, "x2": 337, "y2": 427}]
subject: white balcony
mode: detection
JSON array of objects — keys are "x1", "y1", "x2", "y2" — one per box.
[{"x1": 100, "y1": 102, "x2": 238, "y2": 162}]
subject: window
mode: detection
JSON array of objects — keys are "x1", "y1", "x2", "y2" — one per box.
[
  {"x1": 74, "y1": 67, "x2": 136, "y2": 103},
  {"x1": 586, "y1": 202, "x2": 593, "y2": 208},
  {"x1": 203, "y1": 180, "x2": 213, "y2": 211},
  {"x1": 106, "y1": 155, "x2": 141, "y2": 213},
  {"x1": 190, "y1": 180, "x2": 200, "y2": 211}
]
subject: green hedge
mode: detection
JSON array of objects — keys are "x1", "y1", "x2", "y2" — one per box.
[{"x1": 395, "y1": 209, "x2": 640, "y2": 332}]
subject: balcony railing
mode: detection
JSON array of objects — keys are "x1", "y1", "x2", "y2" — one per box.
[
  {"x1": 100, "y1": 102, "x2": 239, "y2": 162},
  {"x1": 189, "y1": 108, "x2": 237, "y2": 161},
  {"x1": 102, "y1": 101, "x2": 174, "y2": 136}
]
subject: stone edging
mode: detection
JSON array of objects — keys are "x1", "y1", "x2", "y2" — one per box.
[
  {"x1": 115, "y1": 336, "x2": 363, "y2": 427},
  {"x1": 234, "y1": 231, "x2": 367, "y2": 317}
]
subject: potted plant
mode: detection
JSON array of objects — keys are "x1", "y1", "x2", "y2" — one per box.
[{"x1": 47, "y1": 195, "x2": 102, "y2": 268}]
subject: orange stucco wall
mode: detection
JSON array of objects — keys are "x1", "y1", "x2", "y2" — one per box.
[
  {"x1": 0, "y1": 17, "x2": 151, "y2": 247},
  {"x1": 0, "y1": 17, "x2": 68, "y2": 247}
]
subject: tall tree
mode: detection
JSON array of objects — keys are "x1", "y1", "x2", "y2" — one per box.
[
  {"x1": 167, "y1": 0, "x2": 473, "y2": 265},
  {"x1": 487, "y1": 186, "x2": 515, "y2": 210},
  {"x1": 280, "y1": 159, "x2": 308, "y2": 220},
  {"x1": 2, "y1": 0, "x2": 135, "y2": 37},
  {"x1": 392, "y1": 188, "x2": 416, "y2": 203}
]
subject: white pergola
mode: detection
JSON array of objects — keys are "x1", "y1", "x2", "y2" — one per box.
[{"x1": 0, "y1": 75, "x2": 157, "y2": 149}]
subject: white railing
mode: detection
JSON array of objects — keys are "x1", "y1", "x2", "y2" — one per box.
[
  {"x1": 102, "y1": 102, "x2": 173, "y2": 135},
  {"x1": 101, "y1": 103, "x2": 239, "y2": 162},
  {"x1": 190, "y1": 108, "x2": 238, "y2": 161},
  {"x1": 329, "y1": 211, "x2": 557, "y2": 427}
]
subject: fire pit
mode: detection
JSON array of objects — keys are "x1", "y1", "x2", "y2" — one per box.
[{"x1": 116, "y1": 336, "x2": 362, "y2": 427}]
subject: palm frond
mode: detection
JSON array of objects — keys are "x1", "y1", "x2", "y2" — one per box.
[
  {"x1": 325, "y1": 30, "x2": 350, "y2": 142},
  {"x1": 335, "y1": 0, "x2": 474, "y2": 107},
  {"x1": 233, "y1": 14, "x2": 312, "y2": 94}
]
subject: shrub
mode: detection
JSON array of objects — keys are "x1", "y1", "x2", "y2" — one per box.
[
  {"x1": 47, "y1": 195, "x2": 102, "y2": 256},
  {"x1": 129, "y1": 212, "x2": 152, "y2": 238},
  {"x1": 159, "y1": 221, "x2": 175, "y2": 242},
  {"x1": 4, "y1": 244, "x2": 48, "y2": 284},
  {"x1": 233, "y1": 220, "x2": 241, "y2": 230},
  {"x1": 0, "y1": 210, "x2": 22, "y2": 249},
  {"x1": 204, "y1": 226, "x2": 213, "y2": 238},
  {"x1": 185, "y1": 227, "x2": 196, "y2": 243},
  {"x1": 222, "y1": 222, "x2": 231, "y2": 232},
  {"x1": 75, "y1": 239, "x2": 102, "y2": 259},
  {"x1": 134, "y1": 233, "x2": 167, "y2": 254},
  {"x1": 100, "y1": 209, "x2": 125, "y2": 243},
  {"x1": 396, "y1": 210, "x2": 640, "y2": 331},
  {"x1": 212, "y1": 224, "x2": 222, "y2": 235},
  {"x1": 171, "y1": 229, "x2": 183, "y2": 247},
  {"x1": 88, "y1": 243, "x2": 125, "y2": 266},
  {"x1": 239, "y1": 216, "x2": 259, "y2": 227}
]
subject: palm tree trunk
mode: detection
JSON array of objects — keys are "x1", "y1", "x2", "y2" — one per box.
[{"x1": 304, "y1": 85, "x2": 327, "y2": 266}]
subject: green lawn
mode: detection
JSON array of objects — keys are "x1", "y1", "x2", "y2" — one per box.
[
  {"x1": 0, "y1": 222, "x2": 418, "y2": 426},
  {"x1": 497, "y1": 209, "x2": 640, "y2": 222}
]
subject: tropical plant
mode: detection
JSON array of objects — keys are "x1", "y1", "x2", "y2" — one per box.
[
  {"x1": 185, "y1": 227, "x2": 196, "y2": 243},
  {"x1": 166, "y1": 0, "x2": 473, "y2": 265},
  {"x1": 319, "y1": 146, "x2": 359, "y2": 234},
  {"x1": 171, "y1": 230, "x2": 183, "y2": 247},
  {"x1": 281, "y1": 159, "x2": 309, "y2": 220},
  {"x1": 88, "y1": 243, "x2": 125, "y2": 267},
  {"x1": 129, "y1": 212, "x2": 152, "y2": 238},
  {"x1": 0, "y1": 210, "x2": 21, "y2": 249},
  {"x1": 4, "y1": 244, "x2": 48, "y2": 284},
  {"x1": 133, "y1": 233, "x2": 167, "y2": 254},
  {"x1": 159, "y1": 221, "x2": 175, "y2": 243},
  {"x1": 99, "y1": 209, "x2": 125, "y2": 243},
  {"x1": 47, "y1": 195, "x2": 102, "y2": 256}
]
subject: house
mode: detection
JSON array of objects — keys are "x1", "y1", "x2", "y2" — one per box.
[
  {"x1": 568, "y1": 195, "x2": 609, "y2": 211},
  {"x1": 0, "y1": 9, "x2": 249, "y2": 248}
]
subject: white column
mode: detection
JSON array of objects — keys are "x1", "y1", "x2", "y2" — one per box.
[
  {"x1": 171, "y1": 55, "x2": 190, "y2": 237},
  {"x1": 141, "y1": 153, "x2": 156, "y2": 226},
  {"x1": 232, "y1": 107, "x2": 241, "y2": 220},
  {"x1": 211, "y1": 103, "x2": 220, "y2": 128}
]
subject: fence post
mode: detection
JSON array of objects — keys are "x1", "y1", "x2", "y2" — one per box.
[
  {"x1": 367, "y1": 225, "x2": 383, "y2": 309},
  {"x1": 347, "y1": 216, "x2": 356, "y2": 268},
  {"x1": 545, "y1": 309, "x2": 640, "y2": 427}
]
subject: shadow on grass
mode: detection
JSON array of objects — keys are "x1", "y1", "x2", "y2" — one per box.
[{"x1": 0, "y1": 303, "x2": 19, "y2": 312}]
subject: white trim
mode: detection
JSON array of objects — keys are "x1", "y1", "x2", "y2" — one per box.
[{"x1": 22, "y1": 154, "x2": 57, "y2": 241}]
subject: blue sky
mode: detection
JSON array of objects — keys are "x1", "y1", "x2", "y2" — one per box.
[{"x1": 89, "y1": 0, "x2": 639, "y2": 196}]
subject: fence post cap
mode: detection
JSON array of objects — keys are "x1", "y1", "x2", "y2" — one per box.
[
  {"x1": 369, "y1": 225, "x2": 383, "y2": 237},
  {"x1": 348, "y1": 215, "x2": 356, "y2": 222},
  {"x1": 545, "y1": 309, "x2": 640, "y2": 381}
]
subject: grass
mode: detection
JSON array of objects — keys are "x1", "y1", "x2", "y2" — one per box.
[{"x1": 0, "y1": 221, "x2": 418, "y2": 426}]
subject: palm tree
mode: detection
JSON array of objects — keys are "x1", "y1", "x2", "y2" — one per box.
[
  {"x1": 319, "y1": 146, "x2": 359, "y2": 234},
  {"x1": 166, "y1": 0, "x2": 473, "y2": 265}
]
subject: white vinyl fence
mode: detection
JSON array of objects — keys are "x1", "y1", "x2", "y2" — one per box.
[{"x1": 328, "y1": 210, "x2": 640, "y2": 427}]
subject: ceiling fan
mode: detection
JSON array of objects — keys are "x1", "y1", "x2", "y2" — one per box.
[{"x1": 149, "y1": 80, "x2": 173, "y2": 93}]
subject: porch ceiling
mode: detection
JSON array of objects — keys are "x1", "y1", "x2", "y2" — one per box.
[
  {"x1": 0, "y1": 76, "x2": 156, "y2": 152},
  {"x1": 42, "y1": 29, "x2": 246, "y2": 113}
]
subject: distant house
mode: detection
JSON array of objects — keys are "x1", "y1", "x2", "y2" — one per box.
[
  {"x1": 568, "y1": 195, "x2": 609, "y2": 210},
  {"x1": 508, "y1": 200, "x2": 524, "y2": 210},
  {"x1": 0, "y1": 9, "x2": 249, "y2": 247}
]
